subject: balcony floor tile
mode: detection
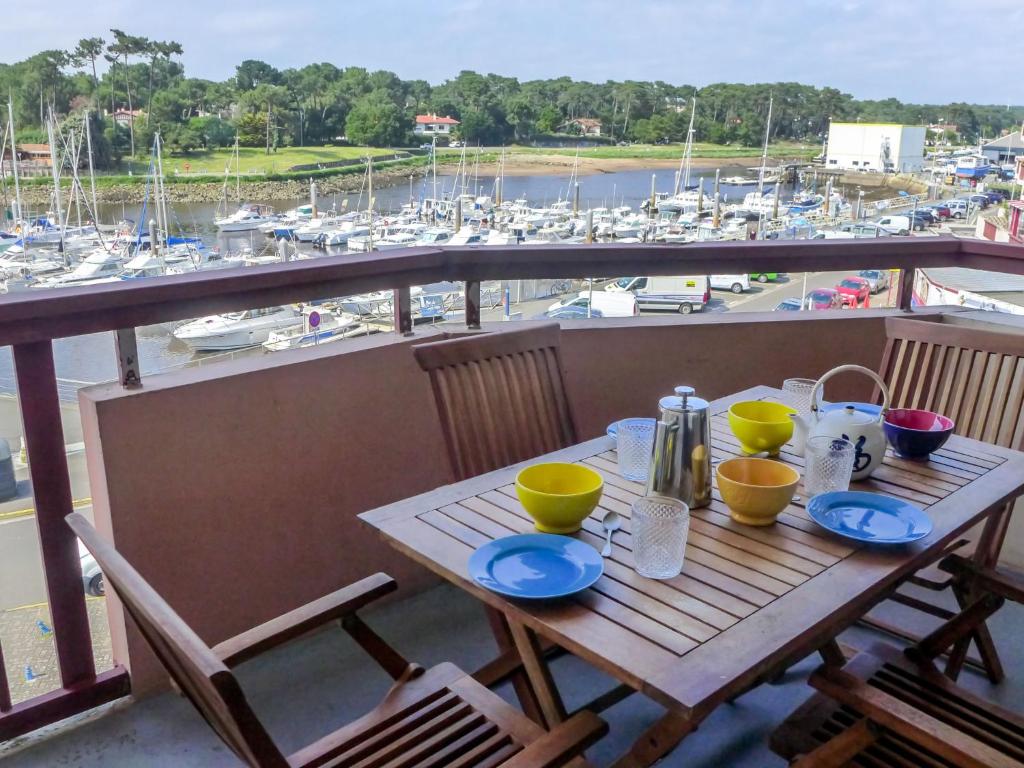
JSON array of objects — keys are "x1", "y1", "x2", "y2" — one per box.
[{"x1": 2, "y1": 582, "x2": 1022, "y2": 767}]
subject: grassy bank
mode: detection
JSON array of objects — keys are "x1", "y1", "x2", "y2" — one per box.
[
  {"x1": 120, "y1": 145, "x2": 399, "y2": 176},
  {"x1": 464, "y1": 141, "x2": 817, "y2": 161}
]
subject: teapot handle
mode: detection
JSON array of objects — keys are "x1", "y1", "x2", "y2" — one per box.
[{"x1": 809, "y1": 364, "x2": 891, "y2": 420}]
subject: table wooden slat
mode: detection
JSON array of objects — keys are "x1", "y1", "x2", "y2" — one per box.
[{"x1": 361, "y1": 384, "x2": 1024, "y2": 723}]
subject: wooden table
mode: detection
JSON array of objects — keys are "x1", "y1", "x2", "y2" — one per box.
[{"x1": 360, "y1": 386, "x2": 1024, "y2": 767}]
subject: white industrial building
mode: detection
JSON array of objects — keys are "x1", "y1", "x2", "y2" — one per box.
[{"x1": 825, "y1": 122, "x2": 926, "y2": 173}]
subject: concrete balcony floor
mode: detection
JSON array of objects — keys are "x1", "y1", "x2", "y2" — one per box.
[{"x1": 2, "y1": 581, "x2": 1023, "y2": 768}]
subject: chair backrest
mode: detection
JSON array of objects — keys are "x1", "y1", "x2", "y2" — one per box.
[
  {"x1": 65, "y1": 513, "x2": 287, "y2": 768},
  {"x1": 413, "y1": 324, "x2": 578, "y2": 480},
  {"x1": 878, "y1": 317, "x2": 1024, "y2": 449}
]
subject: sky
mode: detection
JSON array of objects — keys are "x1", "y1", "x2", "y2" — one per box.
[{"x1": 2, "y1": 0, "x2": 1021, "y2": 105}]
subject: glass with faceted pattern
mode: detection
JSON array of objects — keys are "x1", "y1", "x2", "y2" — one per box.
[
  {"x1": 616, "y1": 418, "x2": 656, "y2": 483},
  {"x1": 632, "y1": 495, "x2": 690, "y2": 579},
  {"x1": 804, "y1": 436, "x2": 856, "y2": 497}
]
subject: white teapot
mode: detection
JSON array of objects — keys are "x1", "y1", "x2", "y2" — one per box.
[{"x1": 789, "y1": 365, "x2": 891, "y2": 481}]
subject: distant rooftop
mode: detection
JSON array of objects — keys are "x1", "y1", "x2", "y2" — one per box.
[
  {"x1": 922, "y1": 267, "x2": 1024, "y2": 308},
  {"x1": 415, "y1": 114, "x2": 459, "y2": 125},
  {"x1": 983, "y1": 131, "x2": 1023, "y2": 150}
]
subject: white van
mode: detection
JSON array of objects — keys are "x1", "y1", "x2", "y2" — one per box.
[
  {"x1": 710, "y1": 274, "x2": 751, "y2": 294},
  {"x1": 606, "y1": 275, "x2": 710, "y2": 314},
  {"x1": 875, "y1": 215, "x2": 911, "y2": 236},
  {"x1": 546, "y1": 290, "x2": 639, "y2": 317}
]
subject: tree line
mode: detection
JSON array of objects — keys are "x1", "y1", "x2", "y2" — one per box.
[{"x1": 2, "y1": 32, "x2": 1022, "y2": 170}]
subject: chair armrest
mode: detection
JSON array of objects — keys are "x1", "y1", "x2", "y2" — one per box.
[
  {"x1": 790, "y1": 718, "x2": 879, "y2": 768},
  {"x1": 499, "y1": 712, "x2": 607, "y2": 768},
  {"x1": 214, "y1": 572, "x2": 396, "y2": 667},
  {"x1": 939, "y1": 554, "x2": 1024, "y2": 604},
  {"x1": 811, "y1": 666, "x2": 1016, "y2": 768}
]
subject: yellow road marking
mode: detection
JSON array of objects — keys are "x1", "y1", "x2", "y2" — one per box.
[{"x1": 0, "y1": 498, "x2": 92, "y2": 522}]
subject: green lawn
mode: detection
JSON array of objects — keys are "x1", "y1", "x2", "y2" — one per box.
[{"x1": 121, "y1": 146, "x2": 399, "y2": 176}]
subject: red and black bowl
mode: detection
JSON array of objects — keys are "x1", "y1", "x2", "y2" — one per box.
[{"x1": 883, "y1": 408, "x2": 954, "y2": 459}]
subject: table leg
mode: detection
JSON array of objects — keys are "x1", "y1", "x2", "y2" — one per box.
[
  {"x1": 508, "y1": 620, "x2": 568, "y2": 728},
  {"x1": 483, "y1": 607, "x2": 545, "y2": 724},
  {"x1": 611, "y1": 711, "x2": 696, "y2": 768}
]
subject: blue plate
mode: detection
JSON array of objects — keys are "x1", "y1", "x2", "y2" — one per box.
[
  {"x1": 807, "y1": 491, "x2": 932, "y2": 544},
  {"x1": 468, "y1": 533, "x2": 603, "y2": 600},
  {"x1": 607, "y1": 417, "x2": 656, "y2": 438}
]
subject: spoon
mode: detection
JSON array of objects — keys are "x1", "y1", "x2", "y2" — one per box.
[{"x1": 600, "y1": 511, "x2": 621, "y2": 557}]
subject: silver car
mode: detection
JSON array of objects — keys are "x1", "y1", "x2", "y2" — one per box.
[{"x1": 857, "y1": 269, "x2": 891, "y2": 294}]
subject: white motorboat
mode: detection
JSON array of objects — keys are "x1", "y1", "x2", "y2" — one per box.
[
  {"x1": 38, "y1": 248, "x2": 126, "y2": 287},
  {"x1": 214, "y1": 204, "x2": 278, "y2": 232},
  {"x1": 375, "y1": 232, "x2": 420, "y2": 251},
  {"x1": 314, "y1": 224, "x2": 370, "y2": 248},
  {"x1": 173, "y1": 305, "x2": 302, "y2": 351},
  {"x1": 338, "y1": 291, "x2": 392, "y2": 316},
  {"x1": 262, "y1": 310, "x2": 367, "y2": 351}
]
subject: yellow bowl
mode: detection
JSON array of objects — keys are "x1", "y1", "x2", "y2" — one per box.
[
  {"x1": 717, "y1": 457, "x2": 800, "y2": 526},
  {"x1": 727, "y1": 400, "x2": 797, "y2": 456},
  {"x1": 515, "y1": 463, "x2": 604, "y2": 534}
]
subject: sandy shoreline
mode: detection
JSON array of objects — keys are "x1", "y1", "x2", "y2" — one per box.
[{"x1": 467, "y1": 154, "x2": 769, "y2": 177}]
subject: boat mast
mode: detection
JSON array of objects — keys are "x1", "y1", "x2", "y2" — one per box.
[
  {"x1": 674, "y1": 98, "x2": 696, "y2": 196},
  {"x1": 6, "y1": 99, "x2": 21, "y2": 225},
  {"x1": 367, "y1": 154, "x2": 374, "y2": 251},
  {"x1": 45, "y1": 109, "x2": 66, "y2": 257},
  {"x1": 234, "y1": 134, "x2": 240, "y2": 202},
  {"x1": 83, "y1": 110, "x2": 100, "y2": 232},
  {"x1": 431, "y1": 135, "x2": 438, "y2": 205},
  {"x1": 155, "y1": 131, "x2": 170, "y2": 243},
  {"x1": 757, "y1": 95, "x2": 774, "y2": 195}
]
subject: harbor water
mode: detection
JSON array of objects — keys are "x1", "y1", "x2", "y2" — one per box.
[{"x1": 0, "y1": 164, "x2": 810, "y2": 395}]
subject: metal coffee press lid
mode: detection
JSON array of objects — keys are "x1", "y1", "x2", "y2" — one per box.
[{"x1": 659, "y1": 386, "x2": 709, "y2": 413}]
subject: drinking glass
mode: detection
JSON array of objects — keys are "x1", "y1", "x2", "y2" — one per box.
[
  {"x1": 781, "y1": 378, "x2": 817, "y2": 419},
  {"x1": 804, "y1": 436, "x2": 856, "y2": 497},
  {"x1": 617, "y1": 418, "x2": 656, "y2": 483},
  {"x1": 632, "y1": 496, "x2": 690, "y2": 579}
]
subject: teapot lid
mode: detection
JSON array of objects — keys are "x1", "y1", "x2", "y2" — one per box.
[
  {"x1": 821, "y1": 404, "x2": 876, "y2": 425},
  {"x1": 660, "y1": 385, "x2": 709, "y2": 413}
]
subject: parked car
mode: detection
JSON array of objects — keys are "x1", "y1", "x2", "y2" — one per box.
[
  {"x1": 912, "y1": 209, "x2": 939, "y2": 226},
  {"x1": 774, "y1": 298, "x2": 803, "y2": 311},
  {"x1": 875, "y1": 215, "x2": 912, "y2": 236},
  {"x1": 80, "y1": 540, "x2": 104, "y2": 597},
  {"x1": 945, "y1": 199, "x2": 970, "y2": 219},
  {"x1": 607, "y1": 275, "x2": 711, "y2": 314},
  {"x1": 538, "y1": 305, "x2": 605, "y2": 320},
  {"x1": 750, "y1": 272, "x2": 779, "y2": 283},
  {"x1": 834, "y1": 276, "x2": 872, "y2": 308},
  {"x1": 547, "y1": 290, "x2": 638, "y2": 317},
  {"x1": 982, "y1": 190, "x2": 1006, "y2": 204},
  {"x1": 925, "y1": 204, "x2": 952, "y2": 220},
  {"x1": 857, "y1": 269, "x2": 891, "y2": 294},
  {"x1": 964, "y1": 194, "x2": 990, "y2": 209},
  {"x1": 836, "y1": 222, "x2": 892, "y2": 238},
  {"x1": 804, "y1": 289, "x2": 843, "y2": 310},
  {"x1": 710, "y1": 274, "x2": 751, "y2": 294}
]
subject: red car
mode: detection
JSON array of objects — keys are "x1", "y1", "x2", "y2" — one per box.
[
  {"x1": 835, "y1": 276, "x2": 872, "y2": 308},
  {"x1": 928, "y1": 204, "x2": 952, "y2": 220},
  {"x1": 804, "y1": 288, "x2": 843, "y2": 310}
]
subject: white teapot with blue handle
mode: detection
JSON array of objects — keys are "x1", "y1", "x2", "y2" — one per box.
[{"x1": 789, "y1": 364, "x2": 891, "y2": 480}]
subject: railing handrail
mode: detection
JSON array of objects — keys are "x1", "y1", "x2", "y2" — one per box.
[{"x1": 0, "y1": 235, "x2": 1019, "y2": 345}]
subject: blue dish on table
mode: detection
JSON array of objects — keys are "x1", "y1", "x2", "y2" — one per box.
[
  {"x1": 807, "y1": 491, "x2": 932, "y2": 544},
  {"x1": 468, "y1": 533, "x2": 603, "y2": 600},
  {"x1": 607, "y1": 417, "x2": 656, "y2": 438}
]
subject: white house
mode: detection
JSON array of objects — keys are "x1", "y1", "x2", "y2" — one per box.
[
  {"x1": 414, "y1": 114, "x2": 460, "y2": 136},
  {"x1": 825, "y1": 122, "x2": 926, "y2": 173}
]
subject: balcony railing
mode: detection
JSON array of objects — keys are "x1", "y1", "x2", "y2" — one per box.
[{"x1": 0, "y1": 234, "x2": 1021, "y2": 740}]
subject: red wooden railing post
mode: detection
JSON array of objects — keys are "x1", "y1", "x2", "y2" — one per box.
[
  {"x1": 895, "y1": 269, "x2": 916, "y2": 311},
  {"x1": 393, "y1": 287, "x2": 413, "y2": 336},
  {"x1": 0, "y1": 641, "x2": 11, "y2": 713},
  {"x1": 465, "y1": 281, "x2": 481, "y2": 329},
  {"x1": 12, "y1": 341, "x2": 96, "y2": 688}
]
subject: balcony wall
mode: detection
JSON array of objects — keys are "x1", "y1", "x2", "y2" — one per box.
[{"x1": 80, "y1": 309, "x2": 913, "y2": 694}]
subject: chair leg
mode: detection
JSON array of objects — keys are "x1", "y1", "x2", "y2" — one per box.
[
  {"x1": 483, "y1": 606, "x2": 546, "y2": 724},
  {"x1": 945, "y1": 582, "x2": 1005, "y2": 683}
]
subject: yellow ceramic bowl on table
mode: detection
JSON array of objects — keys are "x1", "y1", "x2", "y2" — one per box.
[
  {"x1": 727, "y1": 400, "x2": 797, "y2": 456},
  {"x1": 515, "y1": 462, "x2": 604, "y2": 534},
  {"x1": 716, "y1": 457, "x2": 800, "y2": 526}
]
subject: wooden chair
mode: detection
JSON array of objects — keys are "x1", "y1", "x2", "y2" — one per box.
[
  {"x1": 413, "y1": 324, "x2": 580, "y2": 722},
  {"x1": 867, "y1": 315, "x2": 1024, "y2": 681},
  {"x1": 771, "y1": 554, "x2": 1024, "y2": 768},
  {"x1": 412, "y1": 323, "x2": 578, "y2": 482},
  {"x1": 66, "y1": 513, "x2": 606, "y2": 768}
]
